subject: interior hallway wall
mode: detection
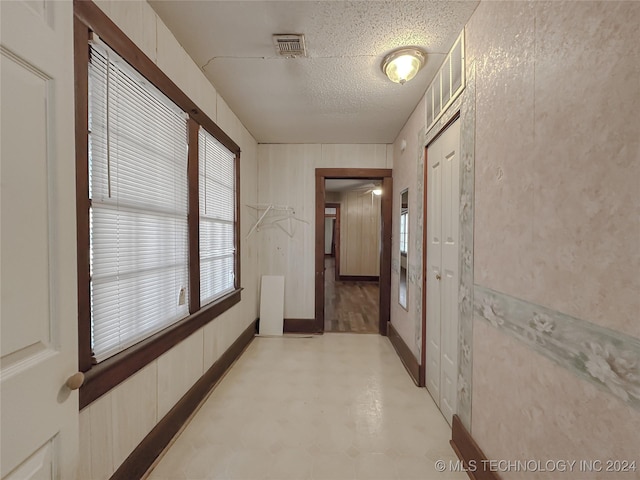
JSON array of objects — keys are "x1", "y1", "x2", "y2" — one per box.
[
  {"x1": 338, "y1": 191, "x2": 381, "y2": 277},
  {"x1": 390, "y1": 96, "x2": 426, "y2": 358},
  {"x1": 392, "y1": 1, "x2": 640, "y2": 476},
  {"x1": 324, "y1": 218, "x2": 334, "y2": 255},
  {"x1": 78, "y1": 2, "x2": 260, "y2": 479},
  {"x1": 326, "y1": 192, "x2": 341, "y2": 203},
  {"x1": 467, "y1": 1, "x2": 639, "y2": 473},
  {"x1": 257, "y1": 144, "x2": 392, "y2": 319}
]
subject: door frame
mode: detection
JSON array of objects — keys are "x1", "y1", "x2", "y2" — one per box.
[
  {"x1": 315, "y1": 168, "x2": 393, "y2": 335},
  {"x1": 420, "y1": 112, "x2": 461, "y2": 387}
]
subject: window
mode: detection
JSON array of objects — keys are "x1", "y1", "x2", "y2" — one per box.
[
  {"x1": 199, "y1": 128, "x2": 236, "y2": 305},
  {"x1": 400, "y1": 209, "x2": 408, "y2": 255},
  {"x1": 75, "y1": 2, "x2": 241, "y2": 407},
  {"x1": 89, "y1": 40, "x2": 190, "y2": 361},
  {"x1": 425, "y1": 31, "x2": 465, "y2": 131}
]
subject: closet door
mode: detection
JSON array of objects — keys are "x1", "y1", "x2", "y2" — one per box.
[
  {"x1": 1, "y1": 1, "x2": 79, "y2": 478},
  {"x1": 425, "y1": 118, "x2": 461, "y2": 426},
  {"x1": 439, "y1": 119, "x2": 461, "y2": 424},
  {"x1": 425, "y1": 136, "x2": 443, "y2": 406}
]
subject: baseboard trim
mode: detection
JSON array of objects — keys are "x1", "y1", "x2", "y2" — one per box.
[
  {"x1": 450, "y1": 415, "x2": 501, "y2": 480},
  {"x1": 338, "y1": 275, "x2": 379, "y2": 282},
  {"x1": 283, "y1": 318, "x2": 322, "y2": 334},
  {"x1": 388, "y1": 322, "x2": 420, "y2": 386},
  {"x1": 111, "y1": 319, "x2": 257, "y2": 480}
]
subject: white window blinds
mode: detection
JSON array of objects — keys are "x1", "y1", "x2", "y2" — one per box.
[
  {"x1": 89, "y1": 40, "x2": 189, "y2": 362},
  {"x1": 199, "y1": 128, "x2": 236, "y2": 305}
]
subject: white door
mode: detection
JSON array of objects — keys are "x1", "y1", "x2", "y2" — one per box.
[
  {"x1": 425, "y1": 135, "x2": 443, "y2": 406},
  {"x1": 425, "y1": 118, "x2": 461, "y2": 426},
  {"x1": 1, "y1": 2, "x2": 79, "y2": 479}
]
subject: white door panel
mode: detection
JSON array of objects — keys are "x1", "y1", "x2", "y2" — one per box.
[
  {"x1": 430, "y1": 160, "x2": 442, "y2": 246},
  {"x1": 426, "y1": 276, "x2": 441, "y2": 405},
  {"x1": 425, "y1": 140, "x2": 442, "y2": 405},
  {"x1": 425, "y1": 118, "x2": 460, "y2": 426},
  {"x1": 440, "y1": 266, "x2": 458, "y2": 422},
  {"x1": 3, "y1": 440, "x2": 55, "y2": 480},
  {"x1": 1, "y1": 1, "x2": 78, "y2": 478},
  {"x1": 440, "y1": 120, "x2": 460, "y2": 425},
  {"x1": 1, "y1": 48, "x2": 53, "y2": 361}
]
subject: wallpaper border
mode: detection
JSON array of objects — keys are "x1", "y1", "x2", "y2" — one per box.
[{"x1": 474, "y1": 285, "x2": 640, "y2": 410}]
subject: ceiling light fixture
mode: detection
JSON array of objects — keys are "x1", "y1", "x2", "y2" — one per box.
[
  {"x1": 372, "y1": 189, "x2": 383, "y2": 196},
  {"x1": 381, "y1": 48, "x2": 426, "y2": 85}
]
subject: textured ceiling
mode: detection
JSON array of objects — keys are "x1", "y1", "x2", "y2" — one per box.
[{"x1": 149, "y1": 1, "x2": 479, "y2": 144}]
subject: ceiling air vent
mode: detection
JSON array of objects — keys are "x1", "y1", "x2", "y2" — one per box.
[{"x1": 273, "y1": 34, "x2": 306, "y2": 58}]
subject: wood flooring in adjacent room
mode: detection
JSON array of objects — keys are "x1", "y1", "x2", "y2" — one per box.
[
  {"x1": 324, "y1": 258, "x2": 379, "y2": 333},
  {"x1": 146, "y1": 334, "x2": 466, "y2": 480}
]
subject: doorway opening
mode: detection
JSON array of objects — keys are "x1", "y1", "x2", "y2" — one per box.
[
  {"x1": 323, "y1": 188, "x2": 379, "y2": 333},
  {"x1": 315, "y1": 168, "x2": 392, "y2": 335},
  {"x1": 324, "y1": 202, "x2": 340, "y2": 275}
]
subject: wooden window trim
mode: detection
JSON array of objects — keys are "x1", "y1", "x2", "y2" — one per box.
[
  {"x1": 188, "y1": 119, "x2": 201, "y2": 314},
  {"x1": 80, "y1": 290, "x2": 241, "y2": 409},
  {"x1": 74, "y1": 0, "x2": 242, "y2": 409},
  {"x1": 73, "y1": 0, "x2": 239, "y2": 155},
  {"x1": 74, "y1": 13, "x2": 92, "y2": 373},
  {"x1": 234, "y1": 151, "x2": 241, "y2": 290}
]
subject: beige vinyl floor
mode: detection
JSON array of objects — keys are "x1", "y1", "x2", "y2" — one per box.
[{"x1": 146, "y1": 333, "x2": 467, "y2": 480}]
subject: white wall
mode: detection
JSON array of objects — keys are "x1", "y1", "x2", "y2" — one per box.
[
  {"x1": 257, "y1": 144, "x2": 392, "y2": 319},
  {"x1": 390, "y1": 96, "x2": 426, "y2": 358},
  {"x1": 78, "y1": 2, "x2": 260, "y2": 479}
]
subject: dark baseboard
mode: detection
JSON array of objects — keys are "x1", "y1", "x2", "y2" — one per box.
[
  {"x1": 450, "y1": 415, "x2": 501, "y2": 480},
  {"x1": 283, "y1": 318, "x2": 322, "y2": 334},
  {"x1": 338, "y1": 275, "x2": 379, "y2": 282},
  {"x1": 388, "y1": 322, "x2": 420, "y2": 386},
  {"x1": 111, "y1": 319, "x2": 257, "y2": 480}
]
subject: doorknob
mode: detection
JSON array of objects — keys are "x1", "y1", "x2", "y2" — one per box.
[
  {"x1": 435, "y1": 274, "x2": 441, "y2": 280},
  {"x1": 65, "y1": 372, "x2": 85, "y2": 390}
]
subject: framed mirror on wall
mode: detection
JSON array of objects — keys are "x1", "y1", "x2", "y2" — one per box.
[{"x1": 399, "y1": 189, "x2": 409, "y2": 310}]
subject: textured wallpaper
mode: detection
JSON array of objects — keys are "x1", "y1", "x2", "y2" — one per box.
[{"x1": 467, "y1": 1, "x2": 640, "y2": 477}]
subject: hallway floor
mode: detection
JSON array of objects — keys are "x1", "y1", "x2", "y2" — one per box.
[
  {"x1": 147, "y1": 334, "x2": 466, "y2": 480},
  {"x1": 324, "y1": 258, "x2": 379, "y2": 333}
]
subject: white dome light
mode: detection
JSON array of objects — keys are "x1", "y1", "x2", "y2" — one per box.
[{"x1": 382, "y1": 48, "x2": 426, "y2": 85}]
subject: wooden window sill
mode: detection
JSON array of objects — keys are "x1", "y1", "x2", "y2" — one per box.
[{"x1": 80, "y1": 288, "x2": 241, "y2": 409}]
